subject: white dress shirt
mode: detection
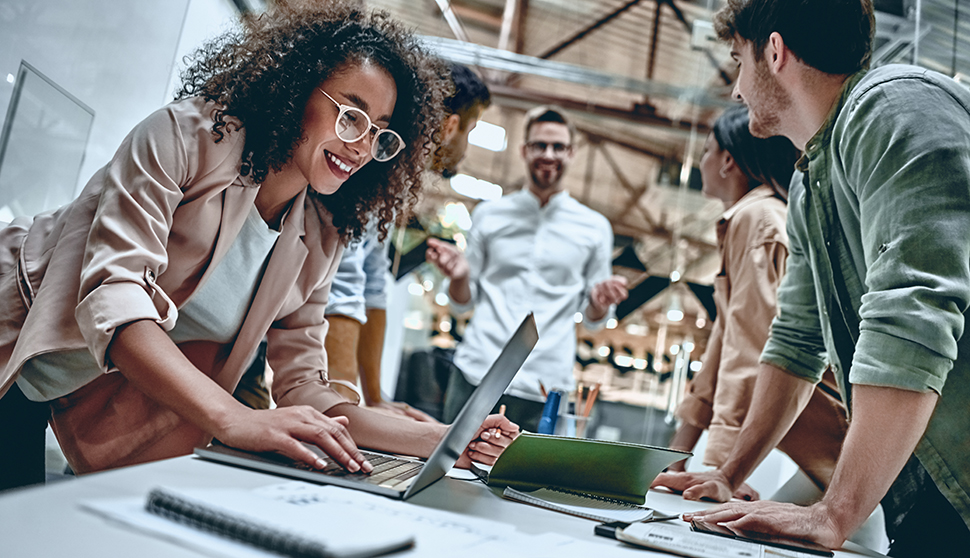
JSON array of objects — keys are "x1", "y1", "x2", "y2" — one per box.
[{"x1": 452, "y1": 188, "x2": 613, "y2": 401}]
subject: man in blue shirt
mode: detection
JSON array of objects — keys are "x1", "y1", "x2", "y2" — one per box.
[{"x1": 653, "y1": 0, "x2": 970, "y2": 555}]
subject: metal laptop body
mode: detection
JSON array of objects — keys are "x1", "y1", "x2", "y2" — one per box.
[{"x1": 194, "y1": 313, "x2": 539, "y2": 500}]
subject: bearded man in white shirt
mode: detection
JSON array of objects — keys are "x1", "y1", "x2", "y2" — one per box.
[{"x1": 427, "y1": 105, "x2": 628, "y2": 431}]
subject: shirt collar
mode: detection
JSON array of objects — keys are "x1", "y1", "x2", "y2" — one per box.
[
  {"x1": 798, "y1": 69, "x2": 868, "y2": 172},
  {"x1": 519, "y1": 187, "x2": 570, "y2": 209},
  {"x1": 721, "y1": 184, "x2": 778, "y2": 223}
]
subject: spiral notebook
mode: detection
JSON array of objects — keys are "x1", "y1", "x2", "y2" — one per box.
[
  {"x1": 502, "y1": 487, "x2": 677, "y2": 523},
  {"x1": 142, "y1": 486, "x2": 415, "y2": 558}
]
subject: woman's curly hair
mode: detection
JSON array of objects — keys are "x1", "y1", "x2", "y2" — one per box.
[{"x1": 175, "y1": 0, "x2": 450, "y2": 241}]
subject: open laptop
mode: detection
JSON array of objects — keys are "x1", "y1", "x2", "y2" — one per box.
[{"x1": 194, "y1": 313, "x2": 539, "y2": 500}]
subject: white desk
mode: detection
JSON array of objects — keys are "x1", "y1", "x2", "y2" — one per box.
[{"x1": 0, "y1": 456, "x2": 884, "y2": 557}]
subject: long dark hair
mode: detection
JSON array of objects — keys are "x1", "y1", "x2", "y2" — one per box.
[
  {"x1": 712, "y1": 105, "x2": 800, "y2": 200},
  {"x1": 176, "y1": 0, "x2": 449, "y2": 241}
]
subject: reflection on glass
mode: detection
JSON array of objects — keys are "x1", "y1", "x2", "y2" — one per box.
[{"x1": 0, "y1": 61, "x2": 94, "y2": 221}]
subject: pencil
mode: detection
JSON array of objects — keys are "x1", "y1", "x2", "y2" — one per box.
[
  {"x1": 582, "y1": 383, "x2": 601, "y2": 418},
  {"x1": 538, "y1": 381, "x2": 548, "y2": 399}
]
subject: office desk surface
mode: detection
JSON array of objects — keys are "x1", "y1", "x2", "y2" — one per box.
[{"x1": 0, "y1": 456, "x2": 883, "y2": 558}]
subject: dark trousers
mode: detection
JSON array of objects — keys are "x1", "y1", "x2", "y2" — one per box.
[
  {"x1": 441, "y1": 366, "x2": 544, "y2": 433},
  {"x1": 884, "y1": 456, "x2": 970, "y2": 557},
  {"x1": 0, "y1": 383, "x2": 50, "y2": 492}
]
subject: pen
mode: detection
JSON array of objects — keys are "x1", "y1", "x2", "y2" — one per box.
[{"x1": 487, "y1": 404, "x2": 508, "y2": 440}]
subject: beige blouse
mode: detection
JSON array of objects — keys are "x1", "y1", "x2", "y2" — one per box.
[{"x1": 677, "y1": 185, "x2": 846, "y2": 490}]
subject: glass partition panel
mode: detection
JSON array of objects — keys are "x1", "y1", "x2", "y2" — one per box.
[{"x1": 0, "y1": 61, "x2": 94, "y2": 222}]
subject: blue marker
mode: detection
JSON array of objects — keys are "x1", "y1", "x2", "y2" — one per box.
[{"x1": 537, "y1": 389, "x2": 561, "y2": 434}]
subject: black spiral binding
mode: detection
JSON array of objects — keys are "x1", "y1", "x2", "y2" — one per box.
[{"x1": 145, "y1": 488, "x2": 334, "y2": 558}]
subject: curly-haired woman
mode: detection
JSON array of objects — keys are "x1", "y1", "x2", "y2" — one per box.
[{"x1": 0, "y1": 0, "x2": 516, "y2": 490}]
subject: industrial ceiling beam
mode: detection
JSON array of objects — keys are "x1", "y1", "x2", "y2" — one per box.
[
  {"x1": 646, "y1": 1, "x2": 664, "y2": 80},
  {"x1": 596, "y1": 142, "x2": 659, "y2": 229},
  {"x1": 487, "y1": 83, "x2": 712, "y2": 138},
  {"x1": 537, "y1": 0, "x2": 646, "y2": 60},
  {"x1": 433, "y1": 0, "x2": 471, "y2": 42},
  {"x1": 497, "y1": 0, "x2": 518, "y2": 51},
  {"x1": 422, "y1": 35, "x2": 731, "y2": 109},
  {"x1": 659, "y1": 0, "x2": 733, "y2": 85}
]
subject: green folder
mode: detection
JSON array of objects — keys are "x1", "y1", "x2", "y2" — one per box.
[{"x1": 484, "y1": 433, "x2": 691, "y2": 505}]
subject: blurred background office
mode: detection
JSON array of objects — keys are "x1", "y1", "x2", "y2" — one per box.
[{"x1": 2, "y1": 0, "x2": 968, "y2": 500}]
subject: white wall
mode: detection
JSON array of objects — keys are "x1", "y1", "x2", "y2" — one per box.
[{"x1": 0, "y1": 0, "x2": 238, "y2": 203}]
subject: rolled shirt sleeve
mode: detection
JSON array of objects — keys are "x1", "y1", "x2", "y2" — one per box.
[
  {"x1": 761, "y1": 173, "x2": 829, "y2": 383},
  {"x1": 74, "y1": 103, "x2": 195, "y2": 369},
  {"x1": 581, "y1": 215, "x2": 615, "y2": 331},
  {"x1": 269, "y1": 246, "x2": 347, "y2": 413},
  {"x1": 361, "y1": 236, "x2": 389, "y2": 311},
  {"x1": 840, "y1": 76, "x2": 970, "y2": 394}
]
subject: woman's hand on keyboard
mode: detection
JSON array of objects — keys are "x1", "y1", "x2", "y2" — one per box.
[
  {"x1": 456, "y1": 414, "x2": 520, "y2": 468},
  {"x1": 218, "y1": 406, "x2": 374, "y2": 474}
]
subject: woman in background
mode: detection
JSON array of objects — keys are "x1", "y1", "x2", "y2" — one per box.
[
  {"x1": 655, "y1": 105, "x2": 847, "y2": 501},
  {"x1": 0, "y1": 0, "x2": 515, "y2": 491}
]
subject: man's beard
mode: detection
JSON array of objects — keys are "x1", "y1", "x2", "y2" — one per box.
[
  {"x1": 529, "y1": 164, "x2": 563, "y2": 190},
  {"x1": 747, "y1": 60, "x2": 791, "y2": 139},
  {"x1": 432, "y1": 141, "x2": 461, "y2": 178}
]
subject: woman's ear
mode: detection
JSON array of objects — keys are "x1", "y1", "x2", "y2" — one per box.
[{"x1": 719, "y1": 152, "x2": 738, "y2": 179}]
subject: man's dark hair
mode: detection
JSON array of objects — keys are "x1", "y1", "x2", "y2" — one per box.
[
  {"x1": 714, "y1": 0, "x2": 874, "y2": 75},
  {"x1": 523, "y1": 105, "x2": 576, "y2": 143},
  {"x1": 713, "y1": 104, "x2": 800, "y2": 198},
  {"x1": 444, "y1": 64, "x2": 491, "y2": 130}
]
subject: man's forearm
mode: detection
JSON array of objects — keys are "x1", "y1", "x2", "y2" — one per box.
[
  {"x1": 448, "y1": 276, "x2": 471, "y2": 305},
  {"x1": 585, "y1": 301, "x2": 608, "y2": 322},
  {"x1": 720, "y1": 363, "x2": 815, "y2": 489},
  {"x1": 819, "y1": 385, "x2": 938, "y2": 540},
  {"x1": 357, "y1": 308, "x2": 386, "y2": 405}
]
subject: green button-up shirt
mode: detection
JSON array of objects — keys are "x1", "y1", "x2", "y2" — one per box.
[{"x1": 761, "y1": 64, "x2": 970, "y2": 527}]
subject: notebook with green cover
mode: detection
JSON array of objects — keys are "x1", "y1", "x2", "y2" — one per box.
[{"x1": 474, "y1": 433, "x2": 690, "y2": 505}]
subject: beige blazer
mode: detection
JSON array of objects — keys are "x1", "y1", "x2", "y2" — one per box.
[
  {"x1": 0, "y1": 98, "x2": 346, "y2": 473},
  {"x1": 677, "y1": 185, "x2": 847, "y2": 490}
]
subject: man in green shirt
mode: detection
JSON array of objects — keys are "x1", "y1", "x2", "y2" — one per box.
[{"x1": 652, "y1": 0, "x2": 970, "y2": 554}]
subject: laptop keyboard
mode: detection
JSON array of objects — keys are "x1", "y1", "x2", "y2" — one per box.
[{"x1": 287, "y1": 450, "x2": 424, "y2": 489}]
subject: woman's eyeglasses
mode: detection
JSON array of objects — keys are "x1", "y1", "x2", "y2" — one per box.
[{"x1": 318, "y1": 89, "x2": 404, "y2": 162}]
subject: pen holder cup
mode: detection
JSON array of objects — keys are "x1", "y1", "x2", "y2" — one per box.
[{"x1": 555, "y1": 412, "x2": 590, "y2": 438}]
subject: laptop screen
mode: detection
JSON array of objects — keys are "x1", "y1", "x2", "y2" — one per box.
[{"x1": 404, "y1": 313, "x2": 538, "y2": 497}]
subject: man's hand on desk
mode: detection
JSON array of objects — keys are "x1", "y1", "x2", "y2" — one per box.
[
  {"x1": 455, "y1": 414, "x2": 519, "y2": 468},
  {"x1": 651, "y1": 469, "x2": 739, "y2": 503},
  {"x1": 683, "y1": 500, "x2": 844, "y2": 551}
]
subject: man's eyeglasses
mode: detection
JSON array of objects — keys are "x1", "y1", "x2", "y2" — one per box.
[
  {"x1": 318, "y1": 89, "x2": 404, "y2": 162},
  {"x1": 524, "y1": 141, "x2": 572, "y2": 157}
]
